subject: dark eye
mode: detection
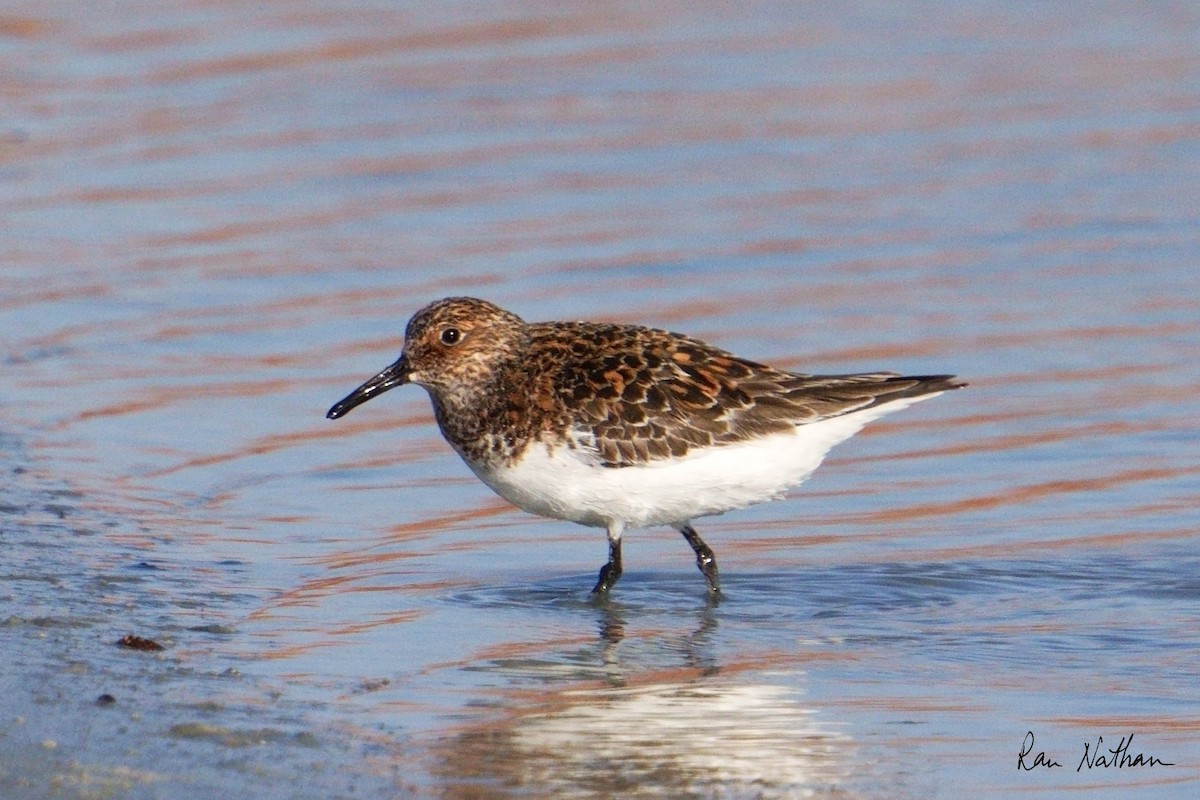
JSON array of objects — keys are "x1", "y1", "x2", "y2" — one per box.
[{"x1": 440, "y1": 327, "x2": 461, "y2": 346}]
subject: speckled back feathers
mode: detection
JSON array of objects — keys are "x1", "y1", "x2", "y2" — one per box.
[{"x1": 398, "y1": 297, "x2": 963, "y2": 469}]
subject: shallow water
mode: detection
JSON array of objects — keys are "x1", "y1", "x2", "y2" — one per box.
[{"x1": 3, "y1": 1, "x2": 1199, "y2": 798}]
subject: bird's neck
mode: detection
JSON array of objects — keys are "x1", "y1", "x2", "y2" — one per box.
[{"x1": 428, "y1": 356, "x2": 543, "y2": 466}]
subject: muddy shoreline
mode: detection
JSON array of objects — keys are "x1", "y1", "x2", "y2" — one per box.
[{"x1": 1, "y1": 432, "x2": 404, "y2": 799}]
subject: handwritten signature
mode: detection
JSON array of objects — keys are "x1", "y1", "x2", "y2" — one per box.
[{"x1": 1018, "y1": 731, "x2": 1175, "y2": 772}]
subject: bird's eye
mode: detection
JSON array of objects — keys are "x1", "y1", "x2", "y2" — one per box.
[{"x1": 440, "y1": 327, "x2": 461, "y2": 346}]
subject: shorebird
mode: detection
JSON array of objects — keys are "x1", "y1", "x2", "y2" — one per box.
[{"x1": 328, "y1": 297, "x2": 963, "y2": 595}]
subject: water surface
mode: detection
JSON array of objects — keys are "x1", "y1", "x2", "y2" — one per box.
[{"x1": 2, "y1": 1, "x2": 1199, "y2": 798}]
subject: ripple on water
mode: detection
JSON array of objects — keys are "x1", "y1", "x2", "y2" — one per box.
[{"x1": 446, "y1": 553, "x2": 1199, "y2": 682}]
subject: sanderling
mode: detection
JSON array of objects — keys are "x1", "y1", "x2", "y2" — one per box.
[{"x1": 328, "y1": 297, "x2": 964, "y2": 596}]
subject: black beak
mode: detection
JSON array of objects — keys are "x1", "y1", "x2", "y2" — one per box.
[{"x1": 327, "y1": 356, "x2": 410, "y2": 419}]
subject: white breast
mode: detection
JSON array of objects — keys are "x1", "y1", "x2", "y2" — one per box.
[{"x1": 464, "y1": 395, "x2": 938, "y2": 531}]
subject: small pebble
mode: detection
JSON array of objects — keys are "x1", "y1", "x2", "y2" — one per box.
[{"x1": 117, "y1": 634, "x2": 164, "y2": 652}]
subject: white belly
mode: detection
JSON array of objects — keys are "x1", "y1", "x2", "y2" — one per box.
[{"x1": 464, "y1": 396, "x2": 936, "y2": 530}]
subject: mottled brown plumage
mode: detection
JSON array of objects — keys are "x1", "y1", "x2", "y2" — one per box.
[{"x1": 339, "y1": 297, "x2": 960, "y2": 469}]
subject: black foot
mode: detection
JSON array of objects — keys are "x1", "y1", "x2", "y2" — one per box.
[
  {"x1": 590, "y1": 536, "x2": 623, "y2": 595},
  {"x1": 591, "y1": 561, "x2": 622, "y2": 595},
  {"x1": 678, "y1": 523, "x2": 721, "y2": 595}
]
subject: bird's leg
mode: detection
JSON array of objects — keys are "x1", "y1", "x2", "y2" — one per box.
[
  {"x1": 676, "y1": 522, "x2": 720, "y2": 595},
  {"x1": 591, "y1": 524, "x2": 624, "y2": 595}
]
